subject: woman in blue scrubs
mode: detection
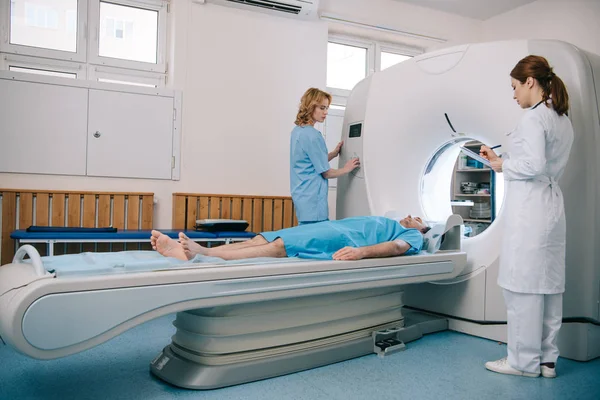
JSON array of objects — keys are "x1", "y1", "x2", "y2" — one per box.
[{"x1": 290, "y1": 88, "x2": 360, "y2": 224}]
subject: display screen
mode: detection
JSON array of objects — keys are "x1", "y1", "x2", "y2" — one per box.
[{"x1": 349, "y1": 123, "x2": 362, "y2": 138}]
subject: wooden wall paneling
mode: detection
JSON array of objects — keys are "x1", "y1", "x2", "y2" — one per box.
[
  {"x1": 36, "y1": 193, "x2": 49, "y2": 226},
  {"x1": 141, "y1": 195, "x2": 153, "y2": 229},
  {"x1": 273, "y1": 199, "x2": 283, "y2": 231},
  {"x1": 82, "y1": 194, "x2": 96, "y2": 252},
  {"x1": 283, "y1": 199, "x2": 294, "y2": 229},
  {"x1": 220, "y1": 197, "x2": 231, "y2": 219},
  {"x1": 126, "y1": 195, "x2": 140, "y2": 250},
  {"x1": 172, "y1": 195, "x2": 186, "y2": 230},
  {"x1": 112, "y1": 195, "x2": 126, "y2": 252},
  {"x1": 253, "y1": 199, "x2": 263, "y2": 233},
  {"x1": 66, "y1": 193, "x2": 82, "y2": 254},
  {"x1": 231, "y1": 197, "x2": 242, "y2": 220},
  {"x1": 97, "y1": 194, "x2": 111, "y2": 252},
  {"x1": 0, "y1": 190, "x2": 155, "y2": 263},
  {"x1": 263, "y1": 199, "x2": 273, "y2": 232},
  {"x1": 242, "y1": 199, "x2": 253, "y2": 232},
  {"x1": 127, "y1": 195, "x2": 140, "y2": 230},
  {"x1": 209, "y1": 196, "x2": 221, "y2": 219},
  {"x1": 1, "y1": 192, "x2": 16, "y2": 265},
  {"x1": 139, "y1": 195, "x2": 154, "y2": 250},
  {"x1": 198, "y1": 197, "x2": 209, "y2": 222},
  {"x1": 187, "y1": 197, "x2": 199, "y2": 230},
  {"x1": 19, "y1": 192, "x2": 33, "y2": 229},
  {"x1": 51, "y1": 193, "x2": 66, "y2": 255}
]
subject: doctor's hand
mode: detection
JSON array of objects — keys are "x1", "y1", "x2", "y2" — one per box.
[
  {"x1": 333, "y1": 246, "x2": 364, "y2": 261},
  {"x1": 343, "y1": 157, "x2": 361, "y2": 172},
  {"x1": 490, "y1": 158, "x2": 503, "y2": 173},
  {"x1": 479, "y1": 145, "x2": 499, "y2": 161}
]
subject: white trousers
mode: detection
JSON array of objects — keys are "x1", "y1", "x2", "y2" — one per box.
[{"x1": 503, "y1": 289, "x2": 563, "y2": 374}]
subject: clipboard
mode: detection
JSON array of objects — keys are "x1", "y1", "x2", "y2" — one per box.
[{"x1": 460, "y1": 146, "x2": 492, "y2": 168}]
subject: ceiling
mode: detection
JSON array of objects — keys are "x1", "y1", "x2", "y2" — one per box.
[{"x1": 393, "y1": 0, "x2": 538, "y2": 20}]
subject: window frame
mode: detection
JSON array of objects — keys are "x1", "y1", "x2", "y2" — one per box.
[
  {"x1": 376, "y1": 42, "x2": 421, "y2": 72},
  {"x1": 0, "y1": 52, "x2": 87, "y2": 79},
  {"x1": 0, "y1": 0, "x2": 88, "y2": 62},
  {"x1": 327, "y1": 35, "x2": 374, "y2": 99},
  {"x1": 326, "y1": 34, "x2": 422, "y2": 96},
  {"x1": 87, "y1": 0, "x2": 167, "y2": 73},
  {"x1": 88, "y1": 64, "x2": 164, "y2": 87},
  {"x1": 325, "y1": 36, "x2": 422, "y2": 189},
  {"x1": 0, "y1": 0, "x2": 167, "y2": 86}
]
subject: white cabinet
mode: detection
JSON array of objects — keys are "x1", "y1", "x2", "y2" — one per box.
[
  {"x1": 0, "y1": 78, "x2": 88, "y2": 176},
  {"x1": 0, "y1": 73, "x2": 181, "y2": 180},
  {"x1": 87, "y1": 89, "x2": 174, "y2": 180}
]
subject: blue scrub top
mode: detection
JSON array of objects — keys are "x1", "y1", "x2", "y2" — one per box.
[
  {"x1": 261, "y1": 216, "x2": 424, "y2": 260},
  {"x1": 290, "y1": 125, "x2": 329, "y2": 223}
]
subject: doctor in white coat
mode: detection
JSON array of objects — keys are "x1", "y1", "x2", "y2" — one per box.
[{"x1": 480, "y1": 55, "x2": 574, "y2": 378}]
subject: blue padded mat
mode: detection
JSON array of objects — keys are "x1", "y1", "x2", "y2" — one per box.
[{"x1": 11, "y1": 229, "x2": 256, "y2": 240}]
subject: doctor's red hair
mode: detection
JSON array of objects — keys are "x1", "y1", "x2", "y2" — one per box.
[{"x1": 510, "y1": 55, "x2": 570, "y2": 116}]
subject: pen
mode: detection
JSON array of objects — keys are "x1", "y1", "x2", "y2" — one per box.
[{"x1": 490, "y1": 145, "x2": 502, "y2": 150}]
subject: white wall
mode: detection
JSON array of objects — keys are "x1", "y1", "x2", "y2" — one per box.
[
  {"x1": 15, "y1": 0, "x2": 582, "y2": 227},
  {"x1": 173, "y1": 3, "x2": 327, "y2": 196},
  {"x1": 0, "y1": 0, "x2": 327, "y2": 228},
  {"x1": 483, "y1": 0, "x2": 600, "y2": 55},
  {"x1": 321, "y1": 0, "x2": 483, "y2": 51}
]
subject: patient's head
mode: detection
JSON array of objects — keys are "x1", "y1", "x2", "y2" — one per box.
[{"x1": 399, "y1": 215, "x2": 431, "y2": 234}]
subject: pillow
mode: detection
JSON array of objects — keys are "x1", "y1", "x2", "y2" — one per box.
[
  {"x1": 422, "y1": 223, "x2": 445, "y2": 253},
  {"x1": 195, "y1": 219, "x2": 249, "y2": 232}
]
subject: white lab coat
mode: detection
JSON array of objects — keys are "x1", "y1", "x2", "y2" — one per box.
[{"x1": 498, "y1": 102, "x2": 574, "y2": 294}]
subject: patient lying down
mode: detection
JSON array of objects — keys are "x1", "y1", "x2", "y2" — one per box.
[{"x1": 151, "y1": 215, "x2": 430, "y2": 261}]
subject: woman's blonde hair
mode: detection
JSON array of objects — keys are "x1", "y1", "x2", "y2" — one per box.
[{"x1": 294, "y1": 88, "x2": 332, "y2": 126}]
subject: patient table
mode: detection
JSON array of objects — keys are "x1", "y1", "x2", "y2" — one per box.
[
  {"x1": 10, "y1": 229, "x2": 256, "y2": 256},
  {"x1": 0, "y1": 216, "x2": 466, "y2": 389}
]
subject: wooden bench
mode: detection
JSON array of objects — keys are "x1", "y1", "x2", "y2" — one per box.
[
  {"x1": 172, "y1": 193, "x2": 298, "y2": 232},
  {"x1": 0, "y1": 189, "x2": 154, "y2": 265}
]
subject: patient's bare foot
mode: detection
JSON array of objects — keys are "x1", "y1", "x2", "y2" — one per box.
[
  {"x1": 179, "y1": 232, "x2": 210, "y2": 259},
  {"x1": 151, "y1": 230, "x2": 188, "y2": 260}
]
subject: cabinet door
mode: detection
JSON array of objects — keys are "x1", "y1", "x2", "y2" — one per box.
[
  {"x1": 0, "y1": 79, "x2": 88, "y2": 176},
  {"x1": 86, "y1": 89, "x2": 174, "y2": 179}
]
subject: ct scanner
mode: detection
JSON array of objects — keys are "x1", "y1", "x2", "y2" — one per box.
[
  {"x1": 0, "y1": 40, "x2": 598, "y2": 390},
  {"x1": 336, "y1": 39, "x2": 600, "y2": 361}
]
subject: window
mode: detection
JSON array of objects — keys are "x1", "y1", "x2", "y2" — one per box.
[
  {"x1": 89, "y1": 0, "x2": 166, "y2": 72},
  {"x1": 325, "y1": 36, "x2": 420, "y2": 188},
  {"x1": 10, "y1": 0, "x2": 78, "y2": 54},
  {"x1": 9, "y1": 65, "x2": 77, "y2": 79},
  {"x1": 327, "y1": 42, "x2": 367, "y2": 91},
  {"x1": 380, "y1": 51, "x2": 412, "y2": 71},
  {"x1": 327, "y1": 35, "x2": 419, "y2": 97},
  {"x1": 98, "y1": 2, "x2": 158, "y2": 64},
  {"x1": 1, "y1": 53, "x2": 84, "y2": 79},
  {"x1": 0, "y1": 0, "x2": 168, "y2": 86},
  {"x1": 97, "y1": 77, "x2": 155, "y2": 87}
]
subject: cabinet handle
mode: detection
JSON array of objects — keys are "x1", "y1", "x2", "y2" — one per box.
[{"x1": 93, "y1": 131, "x2": 101, "y2": 138}]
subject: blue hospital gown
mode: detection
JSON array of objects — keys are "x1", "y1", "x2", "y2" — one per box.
[
  {"x1": 260, "y1": 216, "x2": 423, "y2": 260},
  {"x1": 289, "y1": 125, "x2": 330, "y2": 223}
]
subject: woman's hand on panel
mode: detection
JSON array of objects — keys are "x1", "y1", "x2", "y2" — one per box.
[
  {"x1": 343, "y1": 157, "x2": 360, "y2": 172},
  {"x1": 332, "y1": 141, "x2": 343, "y2": 157}
]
